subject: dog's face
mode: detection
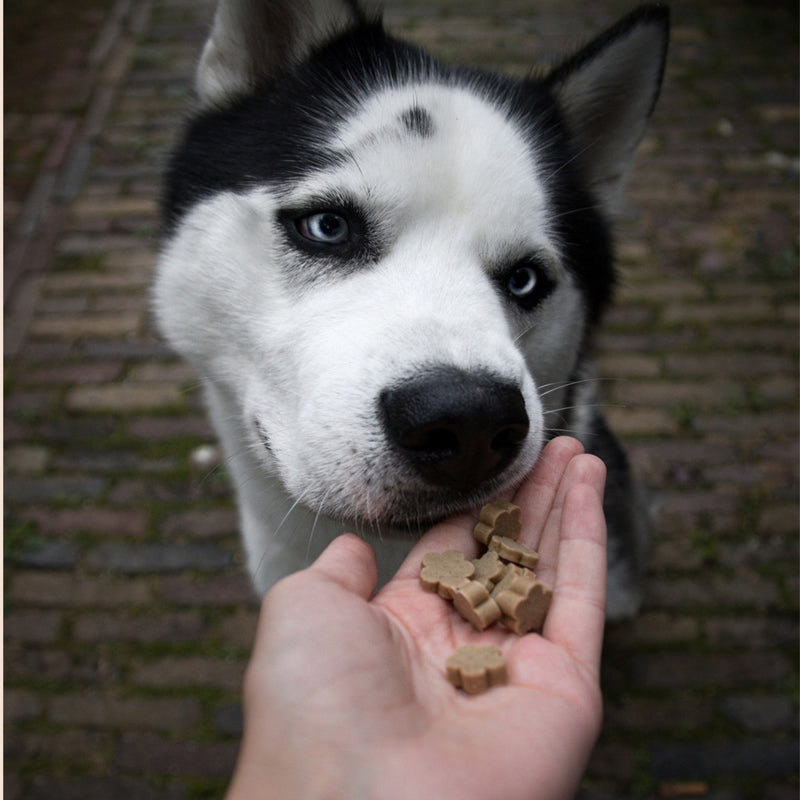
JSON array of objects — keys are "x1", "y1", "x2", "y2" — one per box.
[{"x1": 155, "y1": 1, "x2": 668, "y2": 531}]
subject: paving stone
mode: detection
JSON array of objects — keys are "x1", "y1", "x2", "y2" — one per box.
[
  {"x1": 3, "y1": 0, "x2": 798, "y2": 796},
  {"x1": 131, "y1": 656, "x2": 244, "y2": 691},
  {"x1": 65, "y1": 382, "x2": 183, "y2": 411},
  {"x1": 28, "y1": 776, "x2": 186, "y2": 800},
  {"x1": 651, "y1": 738, "x2": 799, "y2": 780},
  {"x1": 86, "y1": 542, "x2": 233, "y2": 573},
  {"x1": 9, "y1": 539, "x2": 79, "y2": 570},
  {"x1": 49, "y1": 692, "x2": 202, "y2": 730},
  {"x1": 73, "y1": 610, "x2": 206, "y2": 643},
  {"x1": 718, "y1": 694, "x2": 797, "y2": 733},
  {"x1": 115, "y1": 732, "x2": 239, "y2": 779}
]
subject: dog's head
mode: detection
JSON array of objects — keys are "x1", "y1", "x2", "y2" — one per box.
[{"x1": 154, "y1": 1, "x2": 668, "y2": 529}]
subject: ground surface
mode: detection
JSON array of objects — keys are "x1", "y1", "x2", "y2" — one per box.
[{"x1": 4, "y1": 0, "x2": 798, "y2": 798}]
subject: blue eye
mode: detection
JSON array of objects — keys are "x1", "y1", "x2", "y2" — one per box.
[
  {"x1": 296, "y1": 212, "x2": 349, "y2": 244},
  {"x1": 508, "y1": 264, "x2": 539, "y2": 299},
  {"x1": 500, "y1": 257, "x2": 554, "y2": 310}
]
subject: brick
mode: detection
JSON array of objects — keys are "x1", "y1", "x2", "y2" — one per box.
[
  {"x1": 10, "y1": 539, "x2": 79, "y2": 569},
  {"x1": 646, "y1": 575, "x2": 780, "y2": 610},
  {"x1": 28, "y1": 776, "x2": 185, "y2": 800},
  {"x1": 70, "y1": 196, "x2": 158, "y2": 218},
  {"x1": 661, "y1": 301, "x2": 775, "y2": 325},
  {"x1": 606, "y1": 612, "x2": 700, "y2": 646},
  {"x1": 5, "y1": 445, "x2": 50, "y2": 474},
  {"x1": 4, "y1": 690, "x2": 43, "y2": 722},
  {"x1": 595, "y1": 353, "x2": 662, "y2": 378},
  {"x1": 30, "y1": 311, "x2": 143, "y2": 339},
  {"x1": 9, "y1": 572, "x2": 151, "y2": 607},
  {"x1": 156, "y1": 574, "x2": 258, "y2": 607},
  {"x1": 9, "y1": 730, "x2": 110, "y2": 768},
  {"x1": 74, "y1": 611, "x2": 205, "y2": 643},
  {"x1": 86, "y1": 542, "x2": 233, "y2": 573},
  {"x1": 610, "y1": 380, "x2": 745, "y2": 407},
  {"x1": 718, "y1": 695, "x2": 797, "y2": 733},
  {"x1": 632, "y1": 652, "x2": 792, "y2": 689},
  {"x1": 604, "y1": 406, "x2": 681, "y2": 436},
  {"x1": 42, "y1": 270, "x2": 151, "y2": 293},
  {"x1": 606, "y1": 696, "x2": 714, "y2": 731},
  {"x1": 116, "y1": 732, "x2": 238, "y2": 779},
  {"x1": 665, "y1": 353, "x2": 795, "y2": 378},
  {"x1": 212, "y1": 608, "x2": 259, "y2": 650},
  {"x1": 66, "y1": 382, "x2": 184, "y2": 411},
  {"x1": 49, "y1": 692, "x2": 202, "y2": 730},
  {"x1": 161, "y1": 508, "x2": 239, "y2": 538},
  {"x1": 128, "y1": 361, "x2": 198, "y2": 382},
  {"x1": 19, "y1": 362, "x2": 123, "y2": 385},
  {"x1": 131, "y1": 656, "x2": 244, "y2": 692},
  {"x1": 652, "y1": 738, "x2": 799, "y2": 780},
  {"x1": 4, "y1": 476, "x2": 106, "y2": 503},
  {"x1": 126, "y1": 415, "x2": 214, "y2": 439},
  {"x1": 703, "y1": 616, "x2": 798, "y2": 649},
  {"x1": 23, "y1": 507, "x2": 148, "y2": 537}
]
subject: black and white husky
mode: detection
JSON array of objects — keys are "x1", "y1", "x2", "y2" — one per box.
[{"x1": 154, "y1": 0, "x2": 669, "y2": 618}]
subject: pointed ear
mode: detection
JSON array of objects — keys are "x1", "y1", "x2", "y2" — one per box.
[
  {"x1": 546, "y1": 5, "x2": 669, "y2": 216},
  {"x1": 196, "y1": 0, "x2": 366, "y2": 108}
]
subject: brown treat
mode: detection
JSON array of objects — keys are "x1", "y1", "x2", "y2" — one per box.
[
  {"x1": 446, "y1": 645, "x2": 507, "y2": 694},
  {"x1": 494, "y1": 571, "x2": 553, "y2": 635},
  {"x1": 473, "y1": 500, "x2": 522, "y2": 545},
  {"x1": 488, "y1": 535, "x2": 540, "y2": 570},
  {"x1": 451, "y1": 580, "x2": 502, "y2": 631},
  {"x1": 471, "y1": 550, "x2": 506, "y2": 590},
  {"x1": 419, "y1": 550, "x2": 475, "y2": 598}
]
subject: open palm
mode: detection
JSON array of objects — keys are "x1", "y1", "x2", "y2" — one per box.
[{"x1": 228, "y1": 437, "x2": 607, "y2": 800}]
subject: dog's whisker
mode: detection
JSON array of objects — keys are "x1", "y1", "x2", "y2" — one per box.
[{"x1": 306, "y1": 488, "x2": 331, "y2": 560}]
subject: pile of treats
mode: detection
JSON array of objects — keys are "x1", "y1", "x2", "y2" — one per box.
[{"x1": 419, "y1": 500, "x2": 553, "y2": 694}]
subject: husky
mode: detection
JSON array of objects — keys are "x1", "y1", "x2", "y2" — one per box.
[{"x1": 154, "y1": 0, "x2": 669, "y2": 619}]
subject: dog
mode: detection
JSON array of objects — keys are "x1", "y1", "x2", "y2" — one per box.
[{"x1": 154, "y1": 0, "x2": 669, "y2": 619}]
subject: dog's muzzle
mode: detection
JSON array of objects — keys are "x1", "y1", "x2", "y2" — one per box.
[{"x1": 379, "y1": 366, "x2": 529, "y2": 491}]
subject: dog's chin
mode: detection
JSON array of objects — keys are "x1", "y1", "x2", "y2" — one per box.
[{"x1": 319, "y1": 476, "x2": 524, "y2": 537}]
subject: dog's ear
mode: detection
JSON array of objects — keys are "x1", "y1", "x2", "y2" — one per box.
[
  {"x1": 196, "y1": 0, "x2": 366, "y2": 108},
  {"x1": 546, "y1": 5, "x2": 669, "y2": 216}
]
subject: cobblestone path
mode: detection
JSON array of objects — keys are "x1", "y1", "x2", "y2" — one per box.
[{"x1": 5, "y1": 1, "x2": 798, "y2": 797}]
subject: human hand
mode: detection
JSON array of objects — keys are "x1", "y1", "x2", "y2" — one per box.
[{"x1": 226, "y1": 436, "x2": 607, "y2": 800}]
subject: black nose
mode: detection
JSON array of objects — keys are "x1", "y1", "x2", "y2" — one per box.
[{"x1": 379, "y1": 367, "x2": 529, "y2": 491}]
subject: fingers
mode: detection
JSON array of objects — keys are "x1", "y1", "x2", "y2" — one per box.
[
  {"x1": 306, "y1": 532, "x2": 379, "y2": 599},
  {"x1": 532, "y1": 451, "x2": 605, "y2": 591},
  {"x1": 543, "y1": 473, "x2": 608, "y2": 679},
  {"x1": 513, "y1": 436, "x2": 585, "y2": 547}
]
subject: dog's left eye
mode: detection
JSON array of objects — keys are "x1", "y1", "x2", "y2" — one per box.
[
  {"x1": 295, "y1": 212, "x2": 349, "y2": 244},
  {"x1": 501, "y1": 258, "x2": 554, "y2": 310}
]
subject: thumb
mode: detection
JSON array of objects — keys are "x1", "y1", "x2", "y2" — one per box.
[{"x1": 307, "y1": 532, "x2": 379, "y2": 599}]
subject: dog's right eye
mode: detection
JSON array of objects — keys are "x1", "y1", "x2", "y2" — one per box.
[{"x1": 295, "y1": 212, "x2": 350, "y2": 244}]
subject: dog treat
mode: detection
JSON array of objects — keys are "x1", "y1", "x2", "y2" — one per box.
[
  {"x1": 493, "y1": 570, "x2": 553, "y2": 635},
  {"x1": 419, "y1": 550, "x2": 475, "y2": 598},
  {"x1": 471, "y1": 550, "x2": 506, "y2": 590},
  {"x1": 421, "y1": 501, "x2": 552, "y2": 690},
  {"x1": 451, "y1": 580, "x2": 502, "y2": 631},
  {"x1": 446, "y1": 645, "x2": 507, "y2": 694},
  {"x1": 472, "y1": 500, "x2": 522, "y2": 545},
  {"x1": 488, "y1": 535, "x2": 540, "y2": 570}
]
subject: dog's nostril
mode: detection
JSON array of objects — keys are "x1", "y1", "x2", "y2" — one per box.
[
  {"x1": 491, "y1": 422, "x2": 529, "y2": 453},
  {"x1": 380, "y1": 367, "x2": 529, "y2": 491},
  {"x1": 403, "y1": 425, "x2": 461, "y2": 457}
]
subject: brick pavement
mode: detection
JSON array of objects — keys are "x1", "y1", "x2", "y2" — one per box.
[{"x1": 4, "y1": 0, "x2": 798, "y2": 798}]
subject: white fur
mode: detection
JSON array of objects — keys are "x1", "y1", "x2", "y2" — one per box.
[{"x1": 155, "y1": 83, "x2": 585, "y2": 592}]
